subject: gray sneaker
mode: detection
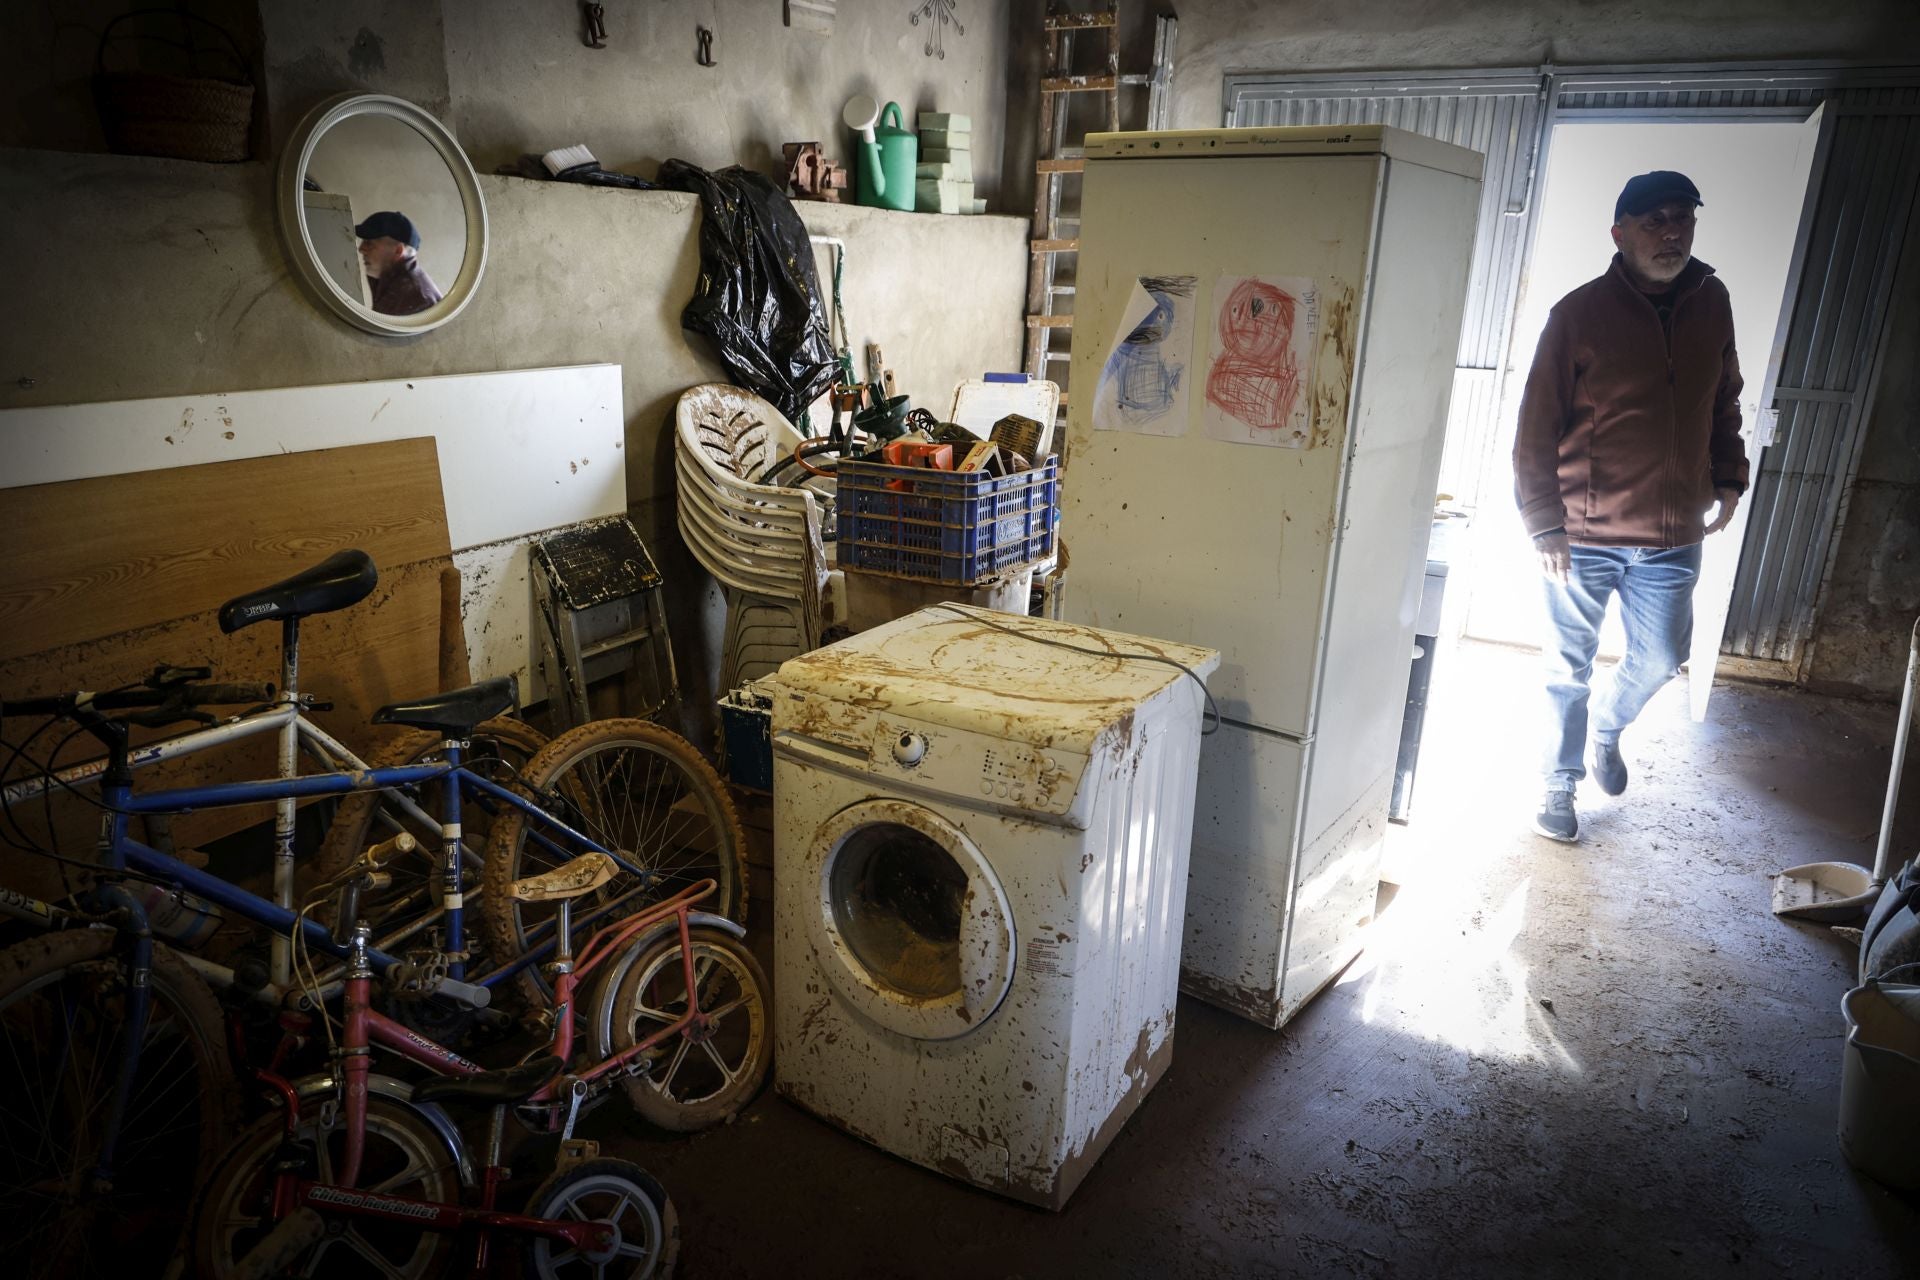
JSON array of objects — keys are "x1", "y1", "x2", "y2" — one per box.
[
  {"x1": 1592, "y1": 739, "x2": 1628, "y2": 797},
  {"x1": 1534, "y1": 790, "x2": 1579, "y2": 842}
]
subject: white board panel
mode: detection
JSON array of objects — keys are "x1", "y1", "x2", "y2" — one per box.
[
  {"x1": 0, "y1": 365, "x2": 626, "y2": 690},
  {"x1": 0, "y1": 365, "x2": 626, "y2": 552},
  {"x1": 452, "y1": 539, "x2": 539, "y2": 696}
]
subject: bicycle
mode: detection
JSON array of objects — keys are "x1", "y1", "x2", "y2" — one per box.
[
  {"x1": 1, "y1": 555, "x2": 748, "y2": 1273},
  {"x1": 2, "y1": 549, "x2": 747, "y2": 997},
  {"x1": 189, "y1": 865, "x2": 769, "y2": 1278}
]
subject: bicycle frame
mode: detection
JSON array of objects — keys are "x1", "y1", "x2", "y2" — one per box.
[
  {"x1": 253, "y1": 881, "x2": 715, "y2": 1274},
  {"x1": 351, "y1": 880, "x2": 713, "y2": 1105},
  {"x1": 89, "y1": 748, "x2": 648, "y2": 991},
  {"x1": 3, "y1": 697, "x2": 502, "y2": 986}
]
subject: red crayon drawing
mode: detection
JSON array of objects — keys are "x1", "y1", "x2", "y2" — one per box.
[{"x1": 1206, "y1": 278, "x2": 1303, "y2": 432}]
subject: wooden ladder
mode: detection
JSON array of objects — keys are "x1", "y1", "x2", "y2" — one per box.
[{"x1": 1023, "y1": 8, "x2": 1178, "y2": 407}]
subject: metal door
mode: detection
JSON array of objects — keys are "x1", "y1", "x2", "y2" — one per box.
[{"x1": 1720, "y1": 87, "x2": 1920, "y2": 671}]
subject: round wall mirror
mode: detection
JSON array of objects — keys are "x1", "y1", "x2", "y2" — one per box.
[{"x1": 277, "y1": 93, "x2": 488, "y2": 337}]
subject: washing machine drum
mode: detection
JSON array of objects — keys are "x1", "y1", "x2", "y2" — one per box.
[{"x1": 808, "y1": 799, "x2": 1016, "y2": 1040}]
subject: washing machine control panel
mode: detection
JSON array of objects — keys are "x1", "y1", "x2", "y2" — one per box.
[
  {"x1": 867, "y1": 715, "x2": 1093, "y2": 824},
  {"x1": 769, "y1": 690, "x2": 1098, "y2": 825}
]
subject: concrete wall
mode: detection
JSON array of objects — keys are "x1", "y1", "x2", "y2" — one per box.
[
  {"x1": 2, "y1": 0, "x2": 264, "y2": 154},
  {"x1": 0, "y1": 148, "x2": 1027, "y2": 732},
  {"x1": 443, "y1": 0, "x2": 1010, "y2": 207}
]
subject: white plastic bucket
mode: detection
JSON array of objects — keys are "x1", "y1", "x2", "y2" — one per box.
[{"x1": 1839, "y1": 964, "x2": 1920, "y2": 1190}]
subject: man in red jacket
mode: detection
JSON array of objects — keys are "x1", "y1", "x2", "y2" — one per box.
[{"x1": 1514, "y1": 171, "x2": 1749, "y2": 842}]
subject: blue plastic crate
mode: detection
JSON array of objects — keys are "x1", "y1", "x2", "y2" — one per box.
[{"x1": 836, "y1": 457, "x2": 1058, "y2": 584}]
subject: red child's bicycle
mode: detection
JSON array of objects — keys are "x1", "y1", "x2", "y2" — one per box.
[{"x1": 192, "y1": 858, "x2": 769, "y2": 1278}]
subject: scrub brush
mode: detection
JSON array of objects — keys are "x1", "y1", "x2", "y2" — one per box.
[
  {"x1": 542, "y1": 144, "x2": 600, "y2": 178},
  {"x1": 538, "y1": 143, "x2": 654, "y2": 191}
]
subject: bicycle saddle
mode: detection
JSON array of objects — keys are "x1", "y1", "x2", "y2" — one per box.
[
  {"x1": 411, "y1": 1054, "x2": 565, "y2": 1107},
  {"x1": 509, "y1": 852, "x2": 620, "y2": 903},
  {"x1": 217, "y1": 549, "x2": 378, "y2": 633},
  {"x1": 371, "y1": 676, "x2": 519, "y2": 735}
]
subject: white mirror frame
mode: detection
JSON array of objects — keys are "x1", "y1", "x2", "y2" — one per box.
[{"x1": 276, "y1": 93, "x2": 489, "y2": 337}]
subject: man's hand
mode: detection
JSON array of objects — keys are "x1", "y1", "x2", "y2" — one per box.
[
  {"x1": 1534, "y1": 530, "x2": 1571, "y2": 584},
  {"x1": 1704, "y1": 486, "x2": 1742, "y2": 535}
]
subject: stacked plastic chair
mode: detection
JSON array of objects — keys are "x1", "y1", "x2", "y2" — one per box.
[{"x1": 674, "y1": 383, "x2": 841, "y2": 687}]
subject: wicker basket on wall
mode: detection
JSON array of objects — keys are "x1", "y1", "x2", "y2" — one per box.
[{"x1": 94, "y1": 8, "x2": 256, "y2": 163}]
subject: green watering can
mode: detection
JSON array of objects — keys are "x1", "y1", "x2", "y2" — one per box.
[{"x1": 844, "y1": 96, "x2": 916, "y2": 212}]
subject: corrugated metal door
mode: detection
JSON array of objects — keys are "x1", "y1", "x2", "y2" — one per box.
[
  {"x1": 1724, "y1": 90, "x2": 1920, "y2": 666},
  {"x1": 1551, "y1": 72, "x2": 1920, "y2": 668},
  {"x1": 1224, "y1": 72, "x2": 1544, "y2": 509}
]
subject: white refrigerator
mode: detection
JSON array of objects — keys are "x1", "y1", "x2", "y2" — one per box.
[{"x1": 1061, "y1": 125, "x2": 1482, "y2": 1028}]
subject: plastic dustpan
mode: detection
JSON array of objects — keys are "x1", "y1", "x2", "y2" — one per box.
[
  {"x1": 1771, "y1": 616, "x2": 1920, "y2": 926},
  {"x1": 1772, "y1": 861, "x2": 1880, "y2": 921}
]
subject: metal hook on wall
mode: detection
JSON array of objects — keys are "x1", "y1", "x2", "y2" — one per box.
[
  {"x1": 582, "y1": 2, "x2": 607, "y2": 49},
  {"x1": 696, "y1": 25, "x2": 716, "y2": 67}
]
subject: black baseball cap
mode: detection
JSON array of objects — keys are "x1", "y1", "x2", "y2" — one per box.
[
  {"x1": 353, "y1": 211, "x2": 420, "y2": 247},
  {"x1": 1615, "y1": 171, "x2": 1703, "y2": 222}
]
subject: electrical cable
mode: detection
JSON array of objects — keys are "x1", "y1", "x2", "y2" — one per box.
[{"x1": 922, "y1": 603, "x2": 1222, "y2": 735}]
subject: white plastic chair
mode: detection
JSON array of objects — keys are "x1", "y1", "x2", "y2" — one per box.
[{"x1": 674, "y1": 384, "x2": 842, "y2": 687}]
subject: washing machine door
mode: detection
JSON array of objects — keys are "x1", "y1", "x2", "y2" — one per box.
[{"x1": 806, "y1": 799, "x2": 1016, "y2": 1041}]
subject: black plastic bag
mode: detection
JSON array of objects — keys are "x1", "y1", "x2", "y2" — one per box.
[{"x1": 658, "y1": 160, "x2": 836, "y2": 421}]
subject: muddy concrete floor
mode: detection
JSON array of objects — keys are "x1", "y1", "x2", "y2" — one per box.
[{"x1": 580, "y1": 639, "x2": 1920, "y2": 1278}]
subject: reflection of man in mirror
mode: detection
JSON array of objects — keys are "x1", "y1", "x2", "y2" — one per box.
[{"x1": 354, "y1": 211, "x2": 443, "y2": 316}]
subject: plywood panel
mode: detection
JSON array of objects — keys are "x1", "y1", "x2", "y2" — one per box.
[
  {"x1": 0, "y1": 438, "x2": 449, "y2": 663},
  {"x1": 0, "y1": 440, "x2": 467, "y2": 888}
]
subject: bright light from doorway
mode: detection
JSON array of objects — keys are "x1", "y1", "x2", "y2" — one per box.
[{"x1": 1458, "y1": 119, "x2": 1819, "y2": 663}]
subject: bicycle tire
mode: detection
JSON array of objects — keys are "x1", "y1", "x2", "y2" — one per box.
[
  {"x1": 607, "y1": 927, "x2": 771, "y2": 1132},
  {"x1": 190, "y1": 1096, "x2": 461, "y2": 1279},
  {"x1": 305, "y1": 716, "x2": 551, "y2": 899},
  {"x1": 522, "y1": 1157, "x2": 678, "y2": 1280},
  {"x1": 480, "y1": 720, "x2": 747, "y2": 1008},
  {"x1": 0, "y1": 928, "x2": 238, "y2": 1280}
]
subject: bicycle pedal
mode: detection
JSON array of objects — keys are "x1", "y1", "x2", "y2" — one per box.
[{"x1": 556, "y1": 1138, "x2": 600, "y2": 1172}]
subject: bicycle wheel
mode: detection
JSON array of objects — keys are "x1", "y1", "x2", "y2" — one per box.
[
  {"x1": 523, "y1": 1157, "x2": 678, "y2": 1280},
  {"x1": 191, "y1": 1096, "x2": 461, "y2": 1279},
  {"x1": 0, "y1": 928, "x2": 237, "y2": 1279},
  {"x1": 608, "y1": 927, "x2": 771, "y2": 1132},
  {"x1": 481, "y1": 720, "x2": 747, "y2": 1007},
  {"x1": 306, "y1": 716, "x2": 550, "y2": 905}
]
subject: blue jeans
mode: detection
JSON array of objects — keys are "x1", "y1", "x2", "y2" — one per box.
[{"x1": 1541, "y1": 543, "x2": 1702, "y2": 791}]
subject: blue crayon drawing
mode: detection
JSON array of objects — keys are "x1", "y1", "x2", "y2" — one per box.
[{"x1": 1096, "y1": 274, "x2": 1197, "y2": 435}]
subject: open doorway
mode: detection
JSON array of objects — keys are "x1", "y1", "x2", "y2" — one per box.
[{"x1": 1456, "y1": 118, "x2": 1820, "y2": 677}]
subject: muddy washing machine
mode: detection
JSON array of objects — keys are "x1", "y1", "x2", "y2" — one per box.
[{"x1": 764, "y1": 605, "x2": 1218, "y2": 1209}]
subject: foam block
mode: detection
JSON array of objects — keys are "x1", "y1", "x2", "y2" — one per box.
[
  {"x1": 919, "y1": 128, "x2": 970, "y2": 152},
  {"x1": 917, "y1": 112, "x2": 973, "y2": 132},
  {"x1": 915, "y1": 177, "x2": 975, "y2": 214},
  {"x1": 916, "y1": 154, "x2": 974, "y2": 182}
]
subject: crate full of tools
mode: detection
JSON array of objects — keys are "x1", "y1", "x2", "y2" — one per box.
[{"x1": 836, "y1": 456, "x2": 1058, "y2": 584}]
